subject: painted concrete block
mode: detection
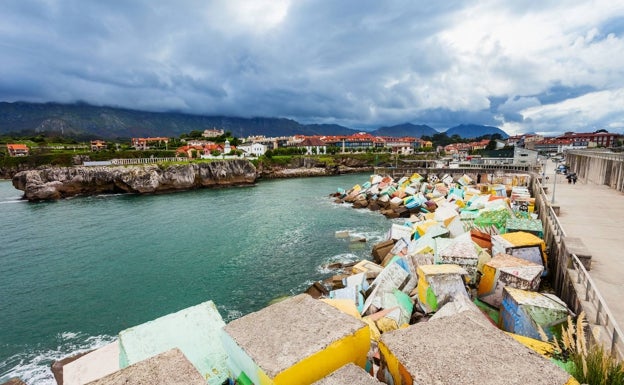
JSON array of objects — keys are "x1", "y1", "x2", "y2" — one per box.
[
  {"x1": 505, "y1": 217, "x2": 544, "y2": 238},
  {"x1": 221, "y1": 294, "x2": 370, "y2": 385},
  {"x1": 492, "y1": 231, "x2": 548, "y2": 272},
  {"x1": 351, "y1": 260, "x2": 384, "y2": 279},
  {"x1": 378, "y1": 311, "x2": 573, "y2": 385},
  {"x1": 478, "y1": 254, "x2": 543, "y2": 308},
  {"x1": 362, "y1": 262, "x2": 412, "y2": 315},
  {"x1": 416, "y1": 264, "x2": 468, "y2": 314},
  {"x1": 63, "y1": 341, "x2": 120, "y2": 385},
  {"x1": 473, "y1": 207, "x2": 511, "y2": 235},
  {"x1": 435, "y1": 236, "x2": 479, "y2": 284},
  {"x1": 118, "y1": 300, "x2": 228, "y2": 385},
  {"x1": 389, "y1": 223, "x2": 412, "y2": 241},
  {"x1": 311, "y1": 363, "x2": 382, "y2": 385},
  {"x1": 87, "y1": 348, "x2": 205, "y2": 385},
  {"x1": 500, "y1": 287, "x2": 569, "y2": 340}
]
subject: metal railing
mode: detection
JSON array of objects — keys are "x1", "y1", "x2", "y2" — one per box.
[
  {"x1": 532, "y1": 174, "x2": 624, "y2": 359},
  {"x1": 111, "y1": 157, "x2": 189, "y2": 165},
  {"x1": 374, "y1": 165, "x2": 533, "y2": 179}
]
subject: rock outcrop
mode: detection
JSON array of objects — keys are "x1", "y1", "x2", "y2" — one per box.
[{"x1": 12, "y1": 160, "x2": 257, "y2": 201}]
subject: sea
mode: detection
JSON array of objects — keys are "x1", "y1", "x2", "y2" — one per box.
[{"x1": 0, "y1": 173, "x2": 395, "y2": 384}]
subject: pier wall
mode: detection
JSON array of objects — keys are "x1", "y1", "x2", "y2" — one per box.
[
  {"x1": 566, "y1": 150, "x2": 624, "y2": 192},
  {"x1": 531, "y1": 174, "x2": 623, "y2": 359}
]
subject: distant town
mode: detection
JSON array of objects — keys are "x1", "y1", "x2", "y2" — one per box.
[{"x1": 2, "y1": 128, "x2": 622, "y2": 168}]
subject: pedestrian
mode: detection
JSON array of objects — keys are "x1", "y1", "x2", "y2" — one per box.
[
  {"x1": 476, "y1": 173, "x2": 481, "y2": 184},
  {"x1": 567, "y1": 174, "x2": 572, "y2": 184},
  {"x1": 572, "y1": 175, "x2": 577, "y2": 184}
]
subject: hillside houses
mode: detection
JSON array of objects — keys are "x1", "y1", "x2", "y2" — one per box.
[
  {"x1": 7, "y1": 143, "x2": 29, "y2": 157},
  {"x1": 508, "y1": 130, "x2": 621, "y2": 154}
]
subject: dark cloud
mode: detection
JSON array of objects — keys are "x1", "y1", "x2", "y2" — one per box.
[{"x1": 1, "y1": 0, "x2": 624, "y2": 135}]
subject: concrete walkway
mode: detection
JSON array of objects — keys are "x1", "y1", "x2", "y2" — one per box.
[{"x1": 544, "y1": 158, "x2": 624, "y2": 329}]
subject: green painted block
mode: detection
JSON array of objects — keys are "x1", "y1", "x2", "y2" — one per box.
[{"x1": 118, "y1": 301, "x2": 228, "y2": 385}]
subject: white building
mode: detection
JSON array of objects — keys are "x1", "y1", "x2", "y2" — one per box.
[
  {"x1": 514, "y1": 147, "x2": 539, "y2": 166},
  {"x1": 238, "y1": 142, "x2": 267, "y2": 157}
]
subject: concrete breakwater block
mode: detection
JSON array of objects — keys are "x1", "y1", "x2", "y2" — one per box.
[
  {"x1": 377, "y1": 311, "x2": 573, "y2": 385},
  {"x1": 417, "y1": 264, "x2": 469, "y2": 314},
  {"x1": 492, "y1": 231, "x2": 548, "y2": 272},
  {"x1": 221, "y1": 294, "x2": 370, "y2": 385},
  {"x1": 87, "y1": 348, "x2": 205, "y2": 385},
  {"x1": 478, "y1": 254, "x2": 543, "y2": 308},
  {"x1": 500, "y1": 287, "x2": 569, "y2": 340},
  {"x1": 118, "y1": 300, "x2": 228, "y2": 385},
  {"x1": 435, "y1": 236, "x2": 480, "y2": 284},
  {"x1": 310, "y1": 363, "x2": 382, "y2": 385},
  {"x1": 62, "y1": 341, "x2": 120, "y2": 385}
]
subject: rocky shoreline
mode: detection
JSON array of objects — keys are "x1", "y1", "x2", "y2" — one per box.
[
  {"x1": 11, "y1": 160, "x2": 258, "y2": 201},
  {"x1": 8, "y1": 157, "x2": 373, "y2": 201}
]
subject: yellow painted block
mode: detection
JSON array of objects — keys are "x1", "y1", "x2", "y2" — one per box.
[
  {"x1": 361, "y1": 316, "x2": 381, "y2": 342},
  {"x1": 271, "y1": 327, "x2": 370, "y2": 385},
  {"x1": 505, "y1": 332, "x2": 556, "y2": 358},
  {"x1": 417, "y1": 264, "x2": 467, "y2": 313},
  {"x1": 378, "y1": 340, "x2": 412, "y2": 385},
  {"x1": 409, "y1": 173, "x2": 422, "y2": 182},
  {"x1": 416, "y1": 219, "x2": 437, "y2": 236},
  {"x1": 320, "y1": 299, "x2": 361, "y2": 320},
  {"x1": 424, "y1": 212, "x2": 435, "y2": 221}
]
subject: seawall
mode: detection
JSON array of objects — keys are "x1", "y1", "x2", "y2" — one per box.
[
  {"x1": 565, "y1": 150, "x2": 624, "y2": 191},
  {"x1": 12, "y1": 159, "x2": 257, "y2": 201}
]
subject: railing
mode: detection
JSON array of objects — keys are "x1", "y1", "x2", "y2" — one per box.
[
  {"x1": 111, "y1": 157, "x2": 189, "y2": 165},
  {"x1": 374, "y1": 165, "x2": 533, "y2": 179},
  {"x1": 531, "y1": 173, "x2": 624, "y2": 359}
]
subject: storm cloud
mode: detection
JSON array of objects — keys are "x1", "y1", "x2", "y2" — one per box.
[{"x1": 1, "y1": 0, "x2": 624, "y2": 136}]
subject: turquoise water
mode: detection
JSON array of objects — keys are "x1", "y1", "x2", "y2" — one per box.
[{"x1": 0, "y1": 174, "x2": 393, "y2": 384}]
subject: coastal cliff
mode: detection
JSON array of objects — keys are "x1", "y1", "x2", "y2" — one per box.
[{"x1": 12, "y1": 159, "x2": 257, "y2": 201}]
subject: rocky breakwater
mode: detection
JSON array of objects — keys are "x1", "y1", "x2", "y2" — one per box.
[{"x1": 12, "y1": 159, "x2": 257, "y2": 201}]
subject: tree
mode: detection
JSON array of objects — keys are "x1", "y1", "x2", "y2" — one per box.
[
  {"x1": 210, "y1": 150, "x2": 221, "y2": 157},
  {"x1": 189, "y1": 130, "x2": 203, "y2": 138},
  {"x1": 486, "y1": 140, "x2": 497, "y2": 150}
]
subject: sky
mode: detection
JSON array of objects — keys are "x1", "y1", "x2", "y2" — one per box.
[{"x1": 1, "y1": 1, "x2": 624, "y2": 136}]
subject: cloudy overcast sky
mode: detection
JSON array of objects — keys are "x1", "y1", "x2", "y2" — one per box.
[{"x1": 1, "y1": 0, "x2": 624, "y2": 136}]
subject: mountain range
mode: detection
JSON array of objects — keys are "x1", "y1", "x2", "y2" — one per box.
[{"x1": 0, "y1": 101, "x2": 508, "y2": 140}]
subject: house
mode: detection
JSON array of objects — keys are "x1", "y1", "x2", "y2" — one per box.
[
  {"x1": 91, "y1": 140, "x2": 107, "y2": 151},
  {"x1": 531, "y1": 138, "x2": 576, "y2": 154},
  {"x1": 558, "y1": 130, "x2": 620, "y2": 148},
  {"x1": 513, "y1": 147, "x2": 539, "y2": 166},
  {"x1": 202, "y1": 128, "x2": 224, "y2": 138},
  {"x1": 131, "y1": 137, "x2": 170, "y2": 150},
  {"x1": 237, "y1": 142, "x2": 267, "y2": 157},
  {"x1": 7, "y1": 143, "x2": 29, "y2": 157},
  {"x1": 299, "y1": 137, "x2": 327, "y2": 155},
  {"x1": 175, "y1": 145, "x2": 204, "y2": 158}
]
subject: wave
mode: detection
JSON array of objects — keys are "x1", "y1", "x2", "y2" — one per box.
[
  {"x1": 316, "y1": 253, "x2": 360, "y2": 274},
  {"x1": 0, "y1": 332, "x2": 116, "y2": 385},
  {"x1": 217, "y1": 305, "x2": 244, "y2": 323},
  {"x1": 0, "y1": 199, "x2": 25, "y2": 204}
]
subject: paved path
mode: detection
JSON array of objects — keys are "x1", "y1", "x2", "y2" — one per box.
[{"x1": 544, "y1": 158, "x2": 624, "y2": 329}]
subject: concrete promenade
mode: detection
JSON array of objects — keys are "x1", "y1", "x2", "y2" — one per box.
[{"x1": 545, "y1": 158, "x2": 624, "y2": 329}]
